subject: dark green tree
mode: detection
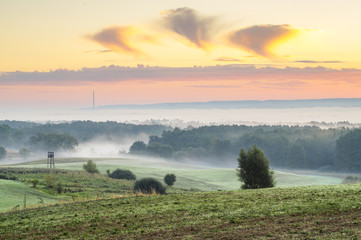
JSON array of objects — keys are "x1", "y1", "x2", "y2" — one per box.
[
  {"x1": 134, "y1": 178, "x2": 166, "y2": 195},
  {"x1": 0, "y1": 146, "x2": 6, "y2": 160},
  {"x1": 29, "y1": 133, "x2": 78, "y2": 151},
  {"x1": 83, "y1": 160, "x2": 99, "y2": 174},
  {"x1": 164, "y1": 173, "x2": 176, "y2": 187},
  {"x1": 109, "y1": 169, "x2": 136, "y2": 180},
  {"x1": 237, "y1": 145, "x2": 275, "y2": 189},
  {"x1": 129, "y1": 141, "x2": 147, "y2": 154},
  {"x1": 336, "y1": 129, "x2": 361, "y2": 172}
]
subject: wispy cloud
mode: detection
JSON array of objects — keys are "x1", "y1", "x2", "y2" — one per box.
[
  {"x1": 87, "y1": 26, "x2": 157, "y2": 56},
  {"x1": 189, "y1": 84, "x2": 242, "y2": 89},
  {"x1": 214, "y1": 57, "x2": 242, "y2": 62},
  {"x1": 161, "y1": 7, "x2": 217, "y2": 49},
  {"x1": 228, "y1": 24, "x2": 299, "y2": 58},
  {"x1": 294, "y1": 60, "x2": 343, "y2": 64},
  {"x1": 1, "y1": 65, "x2": 360, "y2": 86}
]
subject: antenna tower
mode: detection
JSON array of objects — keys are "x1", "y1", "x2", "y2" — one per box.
[{"x1": 93, "y1": 91, "x2": 95, "y2": 108}]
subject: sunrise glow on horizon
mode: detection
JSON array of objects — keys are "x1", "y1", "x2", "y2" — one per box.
[{"x1": 1, "y1": 0, "x2": 361, "y2": 109}]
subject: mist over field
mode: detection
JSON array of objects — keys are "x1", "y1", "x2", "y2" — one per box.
[{"x1": 2, "y1": 100, "x2": 361, "y2": 170}]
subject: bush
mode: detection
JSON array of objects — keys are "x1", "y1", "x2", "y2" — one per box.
[
  {"x1": 134, "y1": 178, "x2": 166, "y2": 195},
  {"x1": 8, "y1": 175, "x2": 17, "y2": 181},
  {"x1": 164, "y1": 173, "x2": 176, "y2": 187},
  {"x1": 31, "y1": 179, "x2": 39, "y2": 188},
  {"x1": 83, "y1": 160, "x2": 99, "y2": 174},
  {"x1": 237, "y1": 145, "x2": 275, "y2": 189},
  {"x1": 56, "y1": 182, "x2": 63, "y2": 194},
  {"x1": 109, "y1": 169, "x2": 136, "y2": 180},
  {"x1": 44, "y1": 174, "x2": 55, "y2": 188}
]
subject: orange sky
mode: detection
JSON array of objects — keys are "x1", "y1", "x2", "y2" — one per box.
[{"x1": 1, "y1": 67, "x2": 360, "y2": 108}]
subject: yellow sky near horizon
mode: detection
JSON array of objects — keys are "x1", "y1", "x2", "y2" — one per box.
[{"x1": 1, "y1": 0, "x2": 361, "y2": 72}]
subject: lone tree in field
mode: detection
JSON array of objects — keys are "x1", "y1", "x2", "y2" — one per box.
[
  {"x1": 164, "y1": 173, "x2": 176, "y2": 187},
  {"x1": 83, "y1": 160, "x2": 99, "y2": 174},
  {"x1": 109, "y1": 169, "x2": 136, "y2": 180},
  {"x1": 237, "y1": 145, "x2": 274, "y2": 189}
]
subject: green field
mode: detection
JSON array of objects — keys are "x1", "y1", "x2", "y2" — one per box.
[
  {"x1": 0, "y1": 180, "x2": 60, "y2": 211},
  {"x1": 11, "y1": 157, "x2": 343, "y2": 190},
  {"x1": 0, "y1": 157, "x2": 359, "y2": 239},
  {"x1": 0, "y1": 157, "x2": 343, "y2": 213},
  {"x1": 1, "y1": 184, "x2": 361, "y2": 239},
  {"x1": 0, "y1": 167, "x2": 135, "y2": 212}
]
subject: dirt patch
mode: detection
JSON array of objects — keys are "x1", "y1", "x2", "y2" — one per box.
[{"x1": 139, "y1": 209, "x2": 361, "y2": 239}]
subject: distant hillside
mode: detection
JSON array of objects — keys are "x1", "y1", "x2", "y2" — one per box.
[{"x1": 98, "y1": 98, "x2": 361, "y2": 109}]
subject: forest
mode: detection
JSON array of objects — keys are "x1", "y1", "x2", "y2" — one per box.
[
  {"x1": 0, "y1": 120, "x2": 168, "y2": 153},
  {"x1": 0, "y1": 120, "x2": 360, "y2": 172},
  {"x1": 130, "y1": 125, "x2": 361, "y2": 172}
]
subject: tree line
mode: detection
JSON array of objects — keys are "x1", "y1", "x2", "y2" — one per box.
[
  {"x1": 0, "y1": 120, "x2": 169, "y2": 158},
  {"x1": 130, "y1": 125, "x2": 361, "y2": 172},
  {"x1": 1, "y1": 120, "x2": 360, "y2": 172}
]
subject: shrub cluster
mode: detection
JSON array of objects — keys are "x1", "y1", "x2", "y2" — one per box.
[
  {"x1": 109, "y1": 169, "x2": 136, "y2": 180},
  {"x1": 164, "y1": 173, "x2": 176, "y2": 187},
  {"x1": 134, "y1": 178, "x2": 166, "y2": 195},
  {"x1": 0, "y1": 174, "x2": 17, "y2": 181},
  {"x1": 83, "y1": 160, "x2": 99, "y2": 174}
]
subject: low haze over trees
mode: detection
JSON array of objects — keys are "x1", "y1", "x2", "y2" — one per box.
[
  {"x1": 19, "y1": 148, "x2": 30, "y2": 159},
  {"x1": 29, "y1": 133, "x2": 78, "y2": 151},
  {"x1": 1, "y1": 120, "x2": 361, "y2": 172},
  {"x1": 0, "y1": 120, "x2": 168, "y2": 156},
  {"x1": 0, "y1": 146, "x2": 6, "y2": 160},
  {"x1": 131, "y1": 125, "x2": 348, "y2": 170}
]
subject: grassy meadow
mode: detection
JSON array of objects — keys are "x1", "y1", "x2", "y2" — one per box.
[
  {"x1": 11, "y1": 157, "x2": 343, "y2": 190},
  {"x1": 1, "y1": 157, "x2": 357, "y2": 239},
  {"x1": 0, "y1": 179, "x2": 60, "y2": 211},
  {"x1": 0, "y1": 156, "x2": 343, "y2": 212},
  {"x1": 1, "y1": 184, "x2": 361, "y2": 239}
]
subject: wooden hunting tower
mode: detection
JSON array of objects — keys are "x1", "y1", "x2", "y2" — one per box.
[{"x1": 47, "y1": 152, "x2": 55, "y2": 168}]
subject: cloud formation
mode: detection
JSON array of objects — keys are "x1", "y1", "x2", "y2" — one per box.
[
  {"x1": 161, "y1": 7, "x2": 217, "y2": 49},
  {"x1": 1, "y1": 65, "x2": 359, "y2": 86},
  {"x1": 228, "y1": 24, "x2": 299, "y2": 58},
  {"x1": 294, "y1": 60, "x2": 343, "y2": 64},
  {"x1": 214, "y1": 57, "x2": 242, "y2": 62},
  {"x1": 189, "y1": 84, "x2": 242, "y2": 89},
  {"x1": 87, "y1": 26, "x2": 152, "y2": 55}
]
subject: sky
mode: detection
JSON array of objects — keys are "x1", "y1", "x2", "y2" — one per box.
[{"x1": 1, "y1": 0, "x2": 361, "y2": 109}]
